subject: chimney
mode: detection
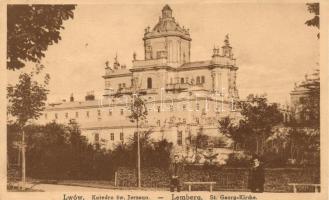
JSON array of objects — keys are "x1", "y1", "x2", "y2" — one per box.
[
  {"x1": 70, "y1": 93, "x2": 74, "y2": 102},
  {"x1": 85, "y1": 91, "x2": 95, "y2": 101}
]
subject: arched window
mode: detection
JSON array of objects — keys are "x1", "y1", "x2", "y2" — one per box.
[
  {"x1": 145, "y1": 45, "x2": 152, "y2": 59},
  {"x1": 196, "y1": 76, "x2": 200, "y2": 84},
  {"x1": 147, "y1": 77, "x2": 152, "y2": 89},
  {"x1": 201, "y1": 76, "x2": 205, "y2": 84},
  {"x1": 170, "y1": 105, "x2": 174, "y2": 112},
  {"x1": 181, "y1": 78, "x2": 185, "y2": 84},
  {"x1": 177, "y1": 131, "x2": 183, "y2": 146}
]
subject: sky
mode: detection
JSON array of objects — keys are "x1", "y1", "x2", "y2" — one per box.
[{"x1": 7, "y1": 3, "x2": 319, "y2": 105}]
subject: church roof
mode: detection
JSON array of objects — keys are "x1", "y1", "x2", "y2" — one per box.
[
  {"x1": 144, "y1": 5, "x2": 191, "y2": 40},
  {"x1": 152, "y1": 18, "x2": 185, "y2": 33},
  {"x1": 80, "y1": 120, "x2": 135, "y2": 129},
  {"x1": 180, "y1": 61, "x2": 212, "y2": 69},
  {"x1": 46, "y1": 100, "x2": 101, "y2": 110},
  {"x1": 162, "y1": 4, "x2": 172, "y2": 11}
]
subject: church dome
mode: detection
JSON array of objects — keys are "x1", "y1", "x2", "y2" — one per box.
[
  {"x1": 153, "y1": 18, "x2": 185, "y2": 33},
  {"x1": 144, "y1": 5, "x2": 191, "y2": 41}
]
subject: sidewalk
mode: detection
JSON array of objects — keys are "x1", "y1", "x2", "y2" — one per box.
[{"x1": 24, "y1": 180, "x2": 168, "y2": 192}]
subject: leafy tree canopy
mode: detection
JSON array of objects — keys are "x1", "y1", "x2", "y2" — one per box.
[
  {"x1": 240, "y1": 94, "x2": 282, "y2": 133},
  {"x1": 219, "y1": 94, "x2": 283, "y2": 154},
  {"x1": 128, "y1": 94, "x2": 148, "y2": 123},
  {"x1": 7, "y1": 65, "x2": 49, "y2": 127},
  {"x1": 305, "y1": 3, "x2": 319, "y2": 38},
  {"x1": 7, "y1": 5, "x2": 76, "y2": 70}
]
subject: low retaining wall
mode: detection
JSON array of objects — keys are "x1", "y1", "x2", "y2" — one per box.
[{"x1": 116, "y1": 166, "x2": 320, "y2": 192}]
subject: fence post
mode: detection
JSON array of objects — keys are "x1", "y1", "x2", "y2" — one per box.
[
  {"x1": 226, "y1": 175, "x2": 229, "y2": 188},
  {"x1": 114, "y1": 171, "x2": 117, "y2": 187},
  {"x1": 315, "y1": 185, "x2": 319, "y2": 193},
  {"x1": 293, "y1": 184, "x2": 297, "y2": 193}
]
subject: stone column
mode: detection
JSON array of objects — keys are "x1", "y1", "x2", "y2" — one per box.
[
  {"x1": 218, "y1": 71, "x2": 222, "y2": 93},
  {"x1": 211, "y1": 71, "x2": 215, "y2": 92}
]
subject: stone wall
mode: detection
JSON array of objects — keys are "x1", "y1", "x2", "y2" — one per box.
[{"x1": 116, "y1": 166, "x2": 320, "y2": 192}]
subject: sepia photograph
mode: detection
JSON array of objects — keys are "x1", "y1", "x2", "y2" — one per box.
[{"x1": 2, "y1": 1, "x2": 328, "y2": 200}]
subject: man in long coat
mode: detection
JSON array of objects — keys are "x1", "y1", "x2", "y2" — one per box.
[
  {"x1": 169, "y1": 154, "x2": 184, "y2": 192},
  {"x1": 248, "y1": 156, "x2": 265, "y2": 193}
]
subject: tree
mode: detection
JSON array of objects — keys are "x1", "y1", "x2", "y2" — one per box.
[
  {"x1": 7, "y1": 66, "x2": 49, "y2": 126},
  {"x1": 7, "y1": 65, "x2": 49, "y2": 186},
  {"x1": 7, "y1": 5, "x2": 76, "y2": 70},
  {"x1": 305, "y1": 3, "x2": 319, "y2": 39},
  {"x1": 7, "y1": 121, "x2": 114, "y2": 181},
  {"x1": 128, "y1": 93, "x2": 148, "y2": 188},
  {"x1": 151, "y1": 139, "x2": 173, "y2": 169},
  {"x1": 219, "y1": 94, "x2": 282, "y2": 155},
  {"x1": 219, "y1": 117, "x2": 252, "y2": 151},
  {"x1": 111, "y1": 132, "x2": 173, "y2": 170},
  {"x1": 186, "y1": 126, "x2": 209, "y2": 163},
  {"x1": 240, "y1": 94, "x2": 282, "y2": 155},
  {"x1": 267, "y1": 126, "x2": 320, "y2": 166}
]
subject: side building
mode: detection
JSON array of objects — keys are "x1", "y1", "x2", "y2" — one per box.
[
  {"x1": 37, "y1": 5, "x2": 240, "y2": 159},
  {"x1": 290, "y1": 68, "x2": 320, "y2": 125}
]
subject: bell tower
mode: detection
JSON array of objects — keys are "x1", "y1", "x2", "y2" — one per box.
[
  {"x1": 222, "y1": 34, "x2": 233, "y2": 58},
  {"x1": 143, "y1": 5, "x2": 192, "y2": 67}
]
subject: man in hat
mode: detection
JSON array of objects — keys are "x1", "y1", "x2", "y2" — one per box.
[
  {"x1": 169, "y1": 154, "x2": 183, "y2": 192},
  {"x1": 248, "y1": 156, "x2": 265, "y2": 193}
]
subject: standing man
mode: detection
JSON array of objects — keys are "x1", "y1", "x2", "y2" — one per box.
[
  {"x1": 169, "y1": 154, "x2": 183, "y2": 192},
  {"x1": 248, "y1": 156, "x2": 265, "y2": 193}
]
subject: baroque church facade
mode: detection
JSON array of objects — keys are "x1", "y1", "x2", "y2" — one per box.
[{"x1": 38, "y1": 5, "x2": 240, "y2": 161}]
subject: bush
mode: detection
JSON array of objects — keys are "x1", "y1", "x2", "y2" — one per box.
[
  {"x1": 225, "y1": 153, "x2": 250, "y2": 167},
  {"x1": 262, "y1": 151, "x2": 287, "y2": 167},
  {"x1": 111, "y1": 132, "x2": 173, "y2": 169},
  {"x1": 117, "y1": 166, "x2": 320, "y2": 192},
  {"x1": 8, "y1": 121, "x2": 115, "y2": 180},
  {"x1": 8, "y1": 122, "x2": 173, "y2": 181}
]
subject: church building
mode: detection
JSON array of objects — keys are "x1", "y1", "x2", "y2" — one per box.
[{"x1": 38, "y1": 5, "x2": 240, "y2": 160}]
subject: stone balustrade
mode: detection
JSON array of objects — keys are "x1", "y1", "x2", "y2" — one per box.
[
  {"x1": 211, "y1": 56, "x2": 236, "y2": 66},
  {"x1": 133, "y1": 58, "x2": 168, "y2": 68}
]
